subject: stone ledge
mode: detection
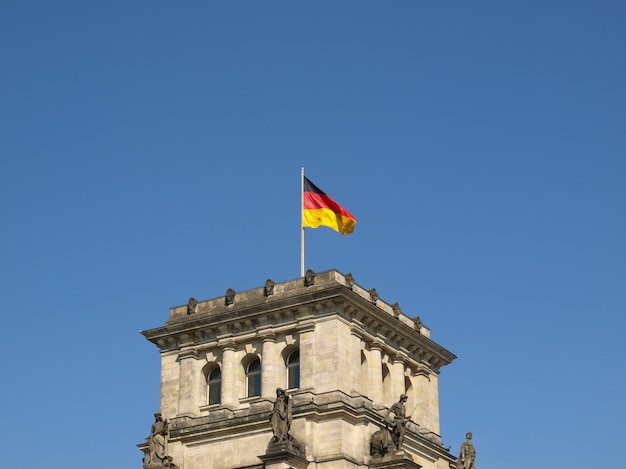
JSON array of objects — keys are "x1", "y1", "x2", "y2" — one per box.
[
  {"x1": 259, "y1": 442, "x2": 309, "y2": 469},
  {"x1": 370, "y1": 450, "x2": 422, "y2": 469}
]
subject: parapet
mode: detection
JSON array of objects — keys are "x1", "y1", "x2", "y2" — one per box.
[{"x1": 168, "y1": 269, "x2": 431, "y2": 338}]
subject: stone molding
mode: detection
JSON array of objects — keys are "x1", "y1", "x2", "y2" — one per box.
[
  {"x1": 177, "y1": 348, "x2": 199, "y2": 361},
  {"x1": 160, "y1": 270, "x2": 424, "y2": 329},
  {"x1": 369, "y1": 451, "x2": 423, "y2": 469},
  {"x1": 161, "y1": 389, "x2": 452, "y2": 467},
  {"x1": 259, "y1": 444, "x2": 309, "y2": 469},
  {"x1": 143, "y1": 276, "x2": 455, "y2": 374}
]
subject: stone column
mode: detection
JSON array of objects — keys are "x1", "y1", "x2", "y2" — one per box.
[
  {"x1": 221, "y1": 341, "x2": 238, "y2": 408},
  {"x1": 413, "y1": 366, "x2": 440, "y2": 434},
  {"x1": 297, "y1": 314, "x2": 316, "y2": 390},
  {"x1": 350, "y1": 325, "x2": 363, "y2": 395},
  {"x1": 159, "y1": 353, "x2": 180, "y2": 418},
  {"x1": 369, "y1": 339, "x2": 384, "y2": 406},
  {"x1": 391, "y1": 352, "x2": 407, "y2": 401},
  {"x1": 261, "y1": 332, "x2": 280, "y2": 398},
  {"x1": 177, "y1": 348, "x2": 199, "y2": 417}
]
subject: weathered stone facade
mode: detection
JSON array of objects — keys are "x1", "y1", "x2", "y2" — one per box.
[{"x1": 139, "y1": 270, "x2": 457, "y2": 469}]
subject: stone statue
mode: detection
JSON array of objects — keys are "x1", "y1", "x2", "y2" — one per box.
[
  {"x1": 369, "y1": 427, "x2": 393, "y2": 457},
  {"x1": 370, "y1": 394, "x2": 410, "y2": 457},
  {"x1": 413, "y1": 316, "x2": 423, "y2": 331},
  {"x1": 385, "y1": 394, "x2": 408, "y2": 450},
  {"x1": 368, "y1": 288, "x2": 379, "y2": 303},
  {"x1": 264, "y1": 278, "x2": 275, "y2": 297},
  {"x1": 269, "y1": 388, "x2": 291, "y2": 443},
  {"x1": 225, "y1": 288, "x2": 236, "y2": 306},
  {"x1": 163, "y1": 456, "x2": 178, "y2": 469},
  {"x1": 267, "y1": 388, "x2": 304, "y2": 456},
  {"x1": 144, "y1": 413, "x2": 178, "y2": 469},
  {"x1": 344, "y1": 272, "x2": 355, "y2": 289},
  {"x1": 304, "y1": 269, "x2": 316, "y2": 287},
  {"x1": 457, "y1": 432, "x2": 476, "y2": 469},
  {"x1": 186, "y1": 297, "x2": 197, "y2": 315}
]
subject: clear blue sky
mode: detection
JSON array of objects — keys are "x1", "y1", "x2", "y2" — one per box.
[{"x1": 1, "y1": 2, "x2": 624, "y2": 467}]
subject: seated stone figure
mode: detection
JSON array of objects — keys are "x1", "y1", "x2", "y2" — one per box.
[{"x1": 144, "y1": 413, "x2": 178, "y2": 469}]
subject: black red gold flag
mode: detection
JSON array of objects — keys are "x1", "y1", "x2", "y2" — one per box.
[{"x1": 302, "y1": 176, "x2": 356, "y2": 235}]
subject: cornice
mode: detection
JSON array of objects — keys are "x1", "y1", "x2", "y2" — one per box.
[
  {"x1": 141, "y1": 271, "x2": 456, "y2": 371},
  {"x1": 166, "y1": 389, "x2": 455, "y2": 463}
]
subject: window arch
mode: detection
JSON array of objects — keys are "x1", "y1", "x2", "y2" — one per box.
[
  {"x1": 286, "y1": 349, "x2": 300, "y2": 389},
  {"x1": 206, "y1": 366, "x2": 221, "y2": 405},
  {"x1": 246, "y1": 357, "x2": 262, "y2": 397}
]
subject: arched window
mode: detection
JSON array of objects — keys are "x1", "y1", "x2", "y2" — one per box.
[
  {"x1": 286, "y1": 349, "x2": 300, "y2": 389},
  {"x1": 246, "y1": 357, "x2": 262, "y2": 397},
  {"x1": 207, "y1": 366, "x2": 221, "y2": 405}
]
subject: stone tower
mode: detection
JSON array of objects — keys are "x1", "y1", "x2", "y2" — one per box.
[{"x1": 139, "y1": 270, "x2": 457, "y2": 469}]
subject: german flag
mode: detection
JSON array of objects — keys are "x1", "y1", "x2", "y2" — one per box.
[{"x1": 303, "y1": 176, "x2": 356, "y2": 235}]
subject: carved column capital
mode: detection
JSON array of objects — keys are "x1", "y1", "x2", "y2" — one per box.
[
  {"x1": 177, "y1": 348, "x2": 199, "y2": 361},
  {"x1": 350, "y1": 322, "x2": 365, "y2": 339},
  {"x1": 392, "y1": 351, "x2": 408, "y2": 365},
  {"x1": 297, "y1": 320, "x2": 316, "y2": 334},
  {"x1": 220, "y1": 339, "x2": 236, "y2": 352},
  {"x1": 259, "y1": 331, "x2": 277, "y2": 342},
  {"x1": 371, "y1": 336, "x2": 386, "y2": 351}
]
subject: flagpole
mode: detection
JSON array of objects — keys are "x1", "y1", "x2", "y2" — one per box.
[{"x1": 300, "y1": 167, "x2": 305, "y2": 277}]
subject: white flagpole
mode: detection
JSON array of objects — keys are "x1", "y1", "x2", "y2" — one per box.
[{"x1": 300, "y1": 167, "x2": 305, "y2": 277}]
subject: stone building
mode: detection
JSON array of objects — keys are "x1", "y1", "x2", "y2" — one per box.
[{"x1": 139, "y1": 269, "x2": 457, "y2": 469}]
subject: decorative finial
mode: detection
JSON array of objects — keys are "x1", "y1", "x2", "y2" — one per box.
[
  {"x1": 344, "y1": 272, "x2": 355, "y2": 289},
  {"x1": 264, "y1": 278, "x2": 275, "y2": 297},
  {"x1": 225, "y1": 288, "x2": 236, "y2": 306},
  {"x1": 186, "y1": 297, "x2": 198, "y2": 315},
  {"x1": 304, "y1": 269, "x2": 316, "y2": 287},
  {"x1": 413, "y1": 316, "x2": 423, "y2": 332}
]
